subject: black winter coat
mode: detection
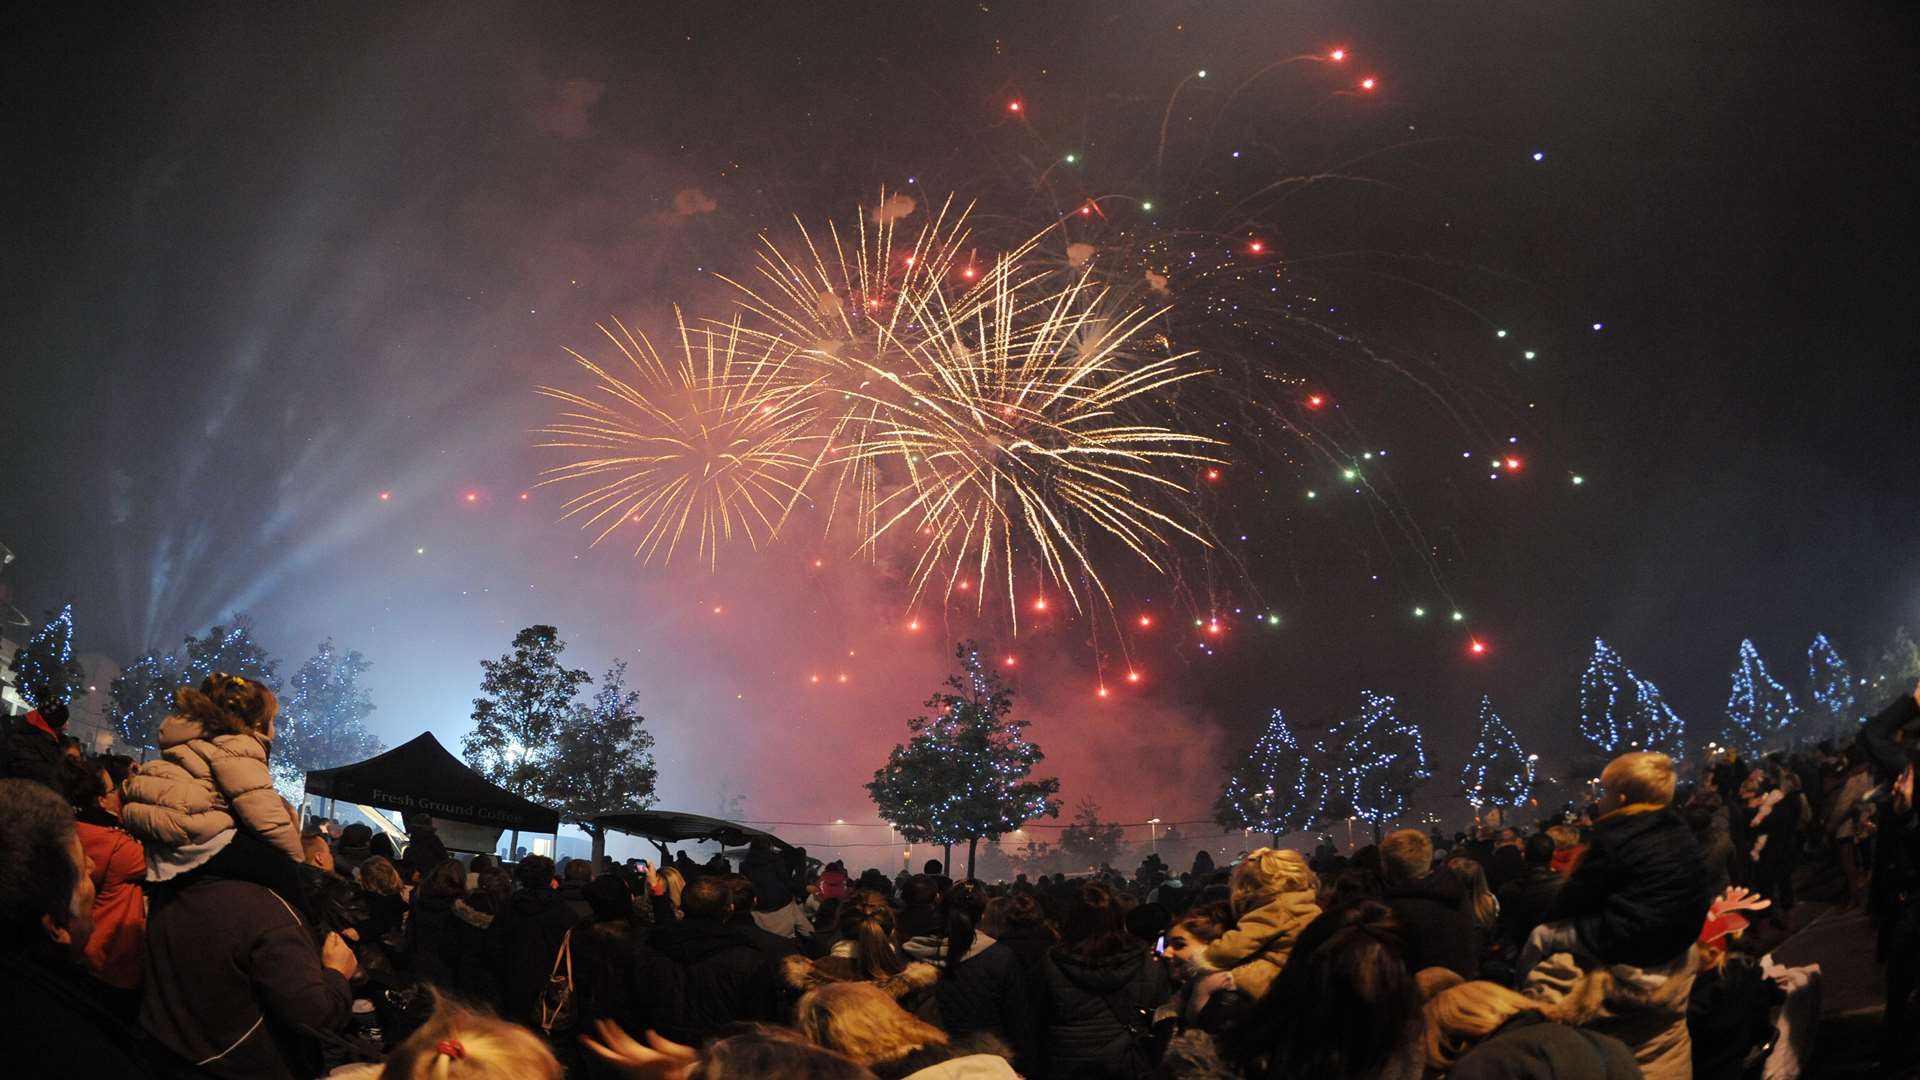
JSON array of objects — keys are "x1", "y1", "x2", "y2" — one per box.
[
  {"x1": 503, "y1": 886, "x2": 583, "y2": 1024},
  {"x1": 1449, "y1": 1011, "x2": 1642, "y2": 1080},
  {"x1": 995, "y1": 921, "x2": 1058, "y2": 973},
  {"x1": 1544, "y1": 805, "x2": 1708, "y2": 967},
  {"x1": 3, "y1": 946, "x2": 205, "y2": 1079},
  {"x1": 648, "y1": 918, "x2": 779, "y2": 1042},
  {"x1": 409, "y1": 893, "x2": 459, "y2": 982},
  {"x1": 1037, "y1": 939, "x2": 1171, "y2": 1079},
  {"x1": 728, "y1": 912, "x2": 801, "y2": 960},
  {"x1": 1495, "y1": 866, "x2": 1564, "y2": 951},
  {"x1": 141, "y1": 877, "x2": 353, "y2": 1080},
  {"x1": 905, "y1": 936, "x2": 1038, "y2": 1071},
  {"x1": 1687, "y1": 954, "x2": 1782, "y2": 1080},
  {"x1": 1385, "y1": 870, "x2": 1480, "y2": 978}
]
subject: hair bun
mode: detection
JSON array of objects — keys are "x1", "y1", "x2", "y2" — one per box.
[{"x1": 175, "y1": 675, "x2": 278, "y2": 737}]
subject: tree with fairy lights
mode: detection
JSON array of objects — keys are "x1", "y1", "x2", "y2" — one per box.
[
  {"x1": 1213, "y1": 709, "x2": 1326, "y2": 845},
  {"x1": 1805, "y1": 634, "x2": 1857, "y2": 738},
  {"x1": 1577, "y1": 638, "x2": 1686, "y2": 774},
  {"x1": 110, "y1": 616, "x2": 281, "y2": 749},
  {"x1": 548, "y1": 660, "x2": 658, "y2": 841},
  {"x1": 463, "y1": 625, "x2": 591, "y2": 800},
  {"x1": 1329, "y1": 690, "x2": 1429, "y2": 843},
  {"x1": 867, "y1": 642, "x2": 1061, "y2": 880},
  {"x1": 181, "y1": 616, "x2": 281, "y2": 692},
  {"x1": 276, "y1": 639, "x2": 384, "y2": 775},
  {"x1": 109, "y1": 650, "x2": 182, "y2": 748},
  {"x1": 1459, "y1": 695, "x2": 1534, "y2": 811},
  {"x1": 1722, "y1": 638, "x2": 1796, "y2": 758},
  {"x1": 8, "y1": 604, "x2": 86, "y2": 709}
]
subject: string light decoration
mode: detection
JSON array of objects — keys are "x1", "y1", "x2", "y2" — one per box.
[
  {"x1": 1723, "y1": 638, "x2": 1797, "y2": 758},
  {"x1": 1459, "y1": 695, "x2": 1534, "y2": 809},
  {"x1": 107, "y1": 617, "x2": 281, "y2": 751},
  {"x1": 277, "y1": 639, "x2": 384, "y2": 775},
  {"x1": 108, "y1": 650, "x2": 182, "y2": 748},
  {"x1": 1805, "y1": 634, "x2": 1857, "y2": 738},
  {"x1": 1578, "y1": 638, "x2": 1687, "y2": 762},
  {"x1": 7, "y1": 604, "x2": 85, "y2": 709},
  {"x1": 1212, "y1": 709, "x2": 1327, "y2": 842},
  {"x1": 866, "y1": 641, "x2": 1062, "y2": 877},
  {"x1": 1330, "y1": 690, "x2": 1430, "y2": 829}
]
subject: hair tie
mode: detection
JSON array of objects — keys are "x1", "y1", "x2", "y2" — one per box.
[{"x1": 436, "y1": 1039, "x2": 465, "y2": 1060}]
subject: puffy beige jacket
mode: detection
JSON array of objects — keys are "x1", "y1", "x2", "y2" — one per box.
[
  {"x1": 1199, "y1": 888, "x2": 1321, "y2": 1000},
  {"x1": 121, "y1": 714, "x2": 304, "y2": 864}
]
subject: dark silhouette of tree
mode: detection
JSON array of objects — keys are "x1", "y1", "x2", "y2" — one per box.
[
  {"x1": 462, "y1": 625, "x2": 591, "y2": 798},
  {"x1": 548, "y1": 660, "x2": 658, "y2": 838}
]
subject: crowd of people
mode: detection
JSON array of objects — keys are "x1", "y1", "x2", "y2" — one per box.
[{"x1": 2, "y1": 671, "x2": 1919, "y2": 1079}]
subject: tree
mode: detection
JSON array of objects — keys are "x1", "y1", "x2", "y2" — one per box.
[
  {"x1": 8, "y1": 604, "x2": 86, "y2": 709},
  {"x1": 462, "y1": 625, "x2": 592, "y2": 798},
  {"x1": 867, "y1": 642, "x2": 1062, "y2": 879},
  {"x1": 1722, "y1": 638, "x2": 1796, "y2": 758},
  {"x1": 1331, "y1": 690, "x2": 1430, "y2": 839},
  {"x1": 109, "y1": 650, "x2": 182, "y2": 748},
  {"x1": 1576, "y1": 638, "x2": 1687, "y2": 771},
  {"x1": 277, "y1": 640, "x2": 384, "y2": 775},
  {"x1": 1214, "y1": 709, "x2": 1327, "y2": 844},
  {"x1": 1059, "y1": 798, "x2": 1125, "y2": 871},
  {"x1": 1459, "y1": 695, "x2": 1535, "y2": 810},
  {"x1": 107, "y1": 615, "x2": 280, "y2": 750},
  {"x1": 547, "y1": 660, "x2": 658, "y2": 837},
  {"x1": 181, "y1": 616, "x2": 281, "y2": 691},
  {"x1": 1805, "y1": 634, "x2": 1857, "y2": 738},
  {"x1": 1861, "y1": 626, "x2": 1920, "y2": 704}
]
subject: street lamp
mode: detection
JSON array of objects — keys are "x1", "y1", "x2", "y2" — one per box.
[{"x1": 1148, "y1": 817, "x2": 1162, "y2": 853}]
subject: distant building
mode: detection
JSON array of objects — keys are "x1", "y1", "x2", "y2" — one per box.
[{"x1": 0, "y1": 631, "x2": 28, "y2": 717}]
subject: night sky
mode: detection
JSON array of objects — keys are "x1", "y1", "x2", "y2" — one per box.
[{"x1": 6, "y1": 2, "x2": 1918, "y2": 847}]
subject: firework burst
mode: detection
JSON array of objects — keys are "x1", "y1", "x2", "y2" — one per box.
[
  {"x1": 717, "y1": 192, "x2": 990, "y2": 542},
  {"x1": 535, "y1": 312, "x2": 823, "y2": 568},
  {"x1": 842, "y1": 248, "x2": 1223, "y2": 628}
]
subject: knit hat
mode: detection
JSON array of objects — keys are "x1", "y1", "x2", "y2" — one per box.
[{"x1": 338, "y1": 822, "x2": 373, "y2": 853}]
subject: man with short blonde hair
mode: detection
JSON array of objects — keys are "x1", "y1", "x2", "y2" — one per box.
[
  {"x1": 1379, "y1": 827, "x2": 1477, "y2": 977},
  {"x1": 1599, "y1": 751, "x2": 1677, "y2": 809},
  {"x1": 1380, "y1": 828, "x2": 1432, "y2": 883}
]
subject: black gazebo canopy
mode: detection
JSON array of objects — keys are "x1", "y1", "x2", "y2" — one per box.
[
  {"x1": 591, "y1": 809, "x2": 789, "y2": 850},
  {"x1": 304, "y1": 732, "x2": 559, "y2": 833}
]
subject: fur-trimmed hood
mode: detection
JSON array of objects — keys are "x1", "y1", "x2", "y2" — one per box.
[
  {"x1": 453, "y1": 898, "x2": 494, "y2": 930},
  {"x1": 779, "y1": 952, "x2": 939, "y2": 999}
]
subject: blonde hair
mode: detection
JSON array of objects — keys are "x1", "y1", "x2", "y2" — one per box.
[
  {"x1": 1415, "y1": 966, "x2": 1465, "y2": 1001},
  {"x1": 1423, "y1": 975, "x2": 1610, "y2": 1069},
  {"x1": 1229, "y1": 847, "x2": 1318, "y2": 915},
  {"x1": 659, "y1": 866, "x2": 686, "y2": 914},
  {"x1": 379, "y1": 995, "x2": 560, "y2": 1080},
  {"x1": 1444, "y1": 857, "x2": 1499, "y2": 932},
  {"x1": 1545, "y1": 824, "x2": 1580, "y2": 851},
  {"x1": 1601, "y1": 751, "x2": 1677, "y2": 806},
  {"x1": 794, "y1": 981, "x2": 948, "y2": 1067},
  {"x1": 1380, "y1": 829, "x2": 1433, "y2": 882}
]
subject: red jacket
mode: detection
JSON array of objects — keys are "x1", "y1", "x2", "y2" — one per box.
[{"x1": 75, "y1": 810, "x2": 147, "y2": 989}]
